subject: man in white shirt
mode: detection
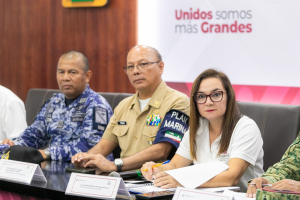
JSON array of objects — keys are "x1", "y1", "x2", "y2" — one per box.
[{"x1": 0, "y1": 85, "x2": 27, "y2": 141}]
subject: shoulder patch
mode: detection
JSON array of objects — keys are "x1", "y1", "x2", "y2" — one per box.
[
  {"x1": 93, "y1": 107, "x2": 108, "y2": 131},
  {"x1": 154, "y1": 109, "x2": 189, "y2": 146}
]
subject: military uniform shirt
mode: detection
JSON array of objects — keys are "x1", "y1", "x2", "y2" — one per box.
[
  {"x1": 261, "y1": 133, "x2": 300, "y2": 183},
  {"x1": 103, "y1": 81, "x2": 190, "y2": 159},
  {"x1": 12, "y1": 85, "x2": 114, "y2": 161}
]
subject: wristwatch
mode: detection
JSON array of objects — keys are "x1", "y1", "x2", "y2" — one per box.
[
  {"x1": 44, "y1": 148, "x2": 51, "y2": 160},
  {"x1": 114, "y1": 158, "x2": 123, "y2": 172}
]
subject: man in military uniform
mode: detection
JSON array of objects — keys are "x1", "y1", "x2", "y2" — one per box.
[
  {"x1": 247, "y1": 134, "x2": 300, "y2": 198},
  {"x1": 1, "y1": 51, "x2": 113, "y2": 162},
  {"x1": 72, "y1": 45, "x2": 190, "y2": 172}
]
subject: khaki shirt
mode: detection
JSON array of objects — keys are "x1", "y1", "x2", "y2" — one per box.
[{"x1": 103, "y1": 81, "x2": 190, "y2": 158}]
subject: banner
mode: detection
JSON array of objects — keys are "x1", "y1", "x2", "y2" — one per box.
[{"x1": 138, "y1": 0, "x2": 300, "y2": 104}]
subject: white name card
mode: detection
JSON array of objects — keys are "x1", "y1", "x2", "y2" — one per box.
[
  {"x1": 173, "y1": 187, "x2": 233, "y2": 200},
  {"x1": 65, "y1": 173, "x2": 130, "y2": 199},
  {"x1": 0, "y1": 159, "x2": 47, "y2": 185}
]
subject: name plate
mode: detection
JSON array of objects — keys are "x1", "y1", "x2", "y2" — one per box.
[
  {"x1": 66, "y1": 173, "x2": 130, "y2": 199},
  {"x1": 0, "y1": 159, "x2": 47, "y2": 185},
  {"x1": 173, "y1": 187, "x2": 233, "y2": 200}
]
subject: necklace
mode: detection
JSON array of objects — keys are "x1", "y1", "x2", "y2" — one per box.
[{"x1": 209, "y1": 125, "x2": 221, "y2": 136}]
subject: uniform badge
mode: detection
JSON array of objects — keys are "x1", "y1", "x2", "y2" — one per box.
[
  {"x1": 79, "y1": 98, "x2": 87, "y2": 103},
  {"x1": 57, "y1": 121, "x2": 64, "y2": 128},
  {"x1": 155, "y1": 110, "x2": 159, "y2": 114},
  {"x1": 146, "y1": 115, "x2": 161, "y2": 126},
  {"x1": 153, "y1": 100, "x2": 160, "y2": 108},
  {"x1": 148, "y1": 140, "x2": 153, "y2": 145}
]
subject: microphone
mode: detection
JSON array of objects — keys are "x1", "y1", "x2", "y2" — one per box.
[
  {"x1": 108, "y1": 171, "x2": 143, "y2": 179},
  {"x1": 108, "y1": 171, "x2": 121, "y2": 177}
]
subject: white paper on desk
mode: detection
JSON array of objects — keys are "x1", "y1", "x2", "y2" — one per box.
[
  {"x1": 172, "y1": 187, "x2": 233, "y2": 200},
  {"x1": 223, "y1": 190, "x2": 255, "y2": 200},
  {"x1": 0, "y1": 159, "x2": 46, "y2": 185},
  {"x1": 165, "y1": 161, "x2": 229, "y2": 189}
]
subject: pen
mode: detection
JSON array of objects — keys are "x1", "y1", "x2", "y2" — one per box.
[
  {"x1": 143, "y1": 160, "x2": 170, "y2": 171},
  {"x1": 248, "y1": 183, "x2": 272, "y2": 187}
]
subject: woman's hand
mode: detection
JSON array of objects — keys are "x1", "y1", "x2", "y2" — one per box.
[
  {"x1": 154, "y1": 172, "x2": 182, "y2": 189},
  {"x1": 141, "y1": 161, "x2": 163, "y2": 180}
]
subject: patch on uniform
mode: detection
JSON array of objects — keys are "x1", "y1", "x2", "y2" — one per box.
[
  {"x1": 93, "y1": 107, "x2": 108, "y2": 131},
  {"x1": 118, "y1": 121, "x2": 127, "y2": 125},
  {"x1": 97, "y1": 125, "x2": 105, "y2": 131},
  {"x1": 146, "y1": 115, "x2": 161, "y2": 126},
  {"x1": 46, "y1": 118, "x2": 52, "y2": 123},
  {"x1": 76, "y1": 105, "x2": 86, "y2": 111},
  {"x1": 57, "y1": 121, "x2": 64, "y2": 128},
  {"x1": 79, "y1": 98, "x2": 87, "y2": 104},
  {"x1": 55, "y1": 98, "x2": 61, "y2": 103},
  {"x1": 94, "y1": 107, "x2": 108, "y2": 124},
  {"x1": 71, "y1": 113, "x2": 85, "y2": 122},
  {"x1": 48, "y1": 107, "x2": 55, "y2": 113},
  {"x1": 164, "y1": 131, "x2": 182, "y2": 143},
  {"x1": 154, "y1": 109, "x2": 189, "y2": 148}
]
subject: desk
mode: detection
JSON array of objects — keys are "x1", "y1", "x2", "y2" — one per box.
[{"x1": 0, "y1": 161, "x2": 134, "y2": 200}]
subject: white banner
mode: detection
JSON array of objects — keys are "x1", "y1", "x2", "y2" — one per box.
[{"x1": 138, "y1": 0, "x2": 300, "y2": 87}]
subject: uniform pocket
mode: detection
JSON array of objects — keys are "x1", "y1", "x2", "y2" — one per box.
[
  {"x1": 142, "y1": 126, "x2": 159, "y2": 138},
  {"x1": 112, "y1": 126, "x2": 129, "y2": 137}
]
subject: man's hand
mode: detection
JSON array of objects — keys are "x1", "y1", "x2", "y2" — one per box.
[
  {"x1": 247, "y1": 177, "x2": 271, "y2": 198},
  {"x1": 71, "y1": 152, "x2": 91, "y2": 168},
  {"x1": 1, "y1": 139, "x2": 15, "y2": 146},
  {"x1": 272, "y1": 179, "x2": 300, "y2": 191},
  {"x1": 39, "y1": 150, "x2": 47, "y2": 160},
  {"x1": 84, "y1": 154, "x2": 116, "y2": 173}
]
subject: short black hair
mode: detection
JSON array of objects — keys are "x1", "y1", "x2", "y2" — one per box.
[{"x1": 59, "y1": 50, "x2": 89, "y2": 73}]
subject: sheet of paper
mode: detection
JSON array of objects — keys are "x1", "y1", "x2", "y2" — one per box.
[
  {"x1": 199, "y1": 186, "x2": 240, "y2": 192},
  {"x1": 165, "y1": 161, "x2": 229, "y2": 189},
  {"x1": 223, "y1": 190, "x2": 255, "y2": 200},
  {"x1": 173, "y1": 187, "x2": 233, "y2": 200},
  {"x1": 0, "y1": 159, "x2": 46, "y2": 185},
  {"x1": 128, "y1": 185, "x2": 176, "y2": 194}
]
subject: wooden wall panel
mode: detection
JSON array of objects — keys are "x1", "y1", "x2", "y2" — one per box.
[{"x1": 0, "y1": 0, "x2": 137, "y2": 102}]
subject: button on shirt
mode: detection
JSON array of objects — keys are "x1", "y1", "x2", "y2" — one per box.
[
  {"x1": 176, "y1": 116, "x2": 264, "y2": 192},
  {"x1": 12, "y1": 85, "x2": 114, "y2": 161},
  {"x1": 103, "y1": 81, "x2": 190, "y2": 159}
]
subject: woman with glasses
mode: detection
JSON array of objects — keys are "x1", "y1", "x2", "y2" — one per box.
[{"x1": 141, "y1": 69, "x2": 264, "y2": 192}]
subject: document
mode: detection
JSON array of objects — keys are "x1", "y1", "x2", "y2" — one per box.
[
  {"x1": 165, "y1": 161, "x2": 229, "y2": 189},
  {"x1": 173, "y1": 187, "x2": 233, "y2": 200},
  {"x1": 223, "y1": 190, "x2": 255, "y2": 200},
  {"x1": 125, "y1": 180, "x2": 176, "y2": 194}
]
